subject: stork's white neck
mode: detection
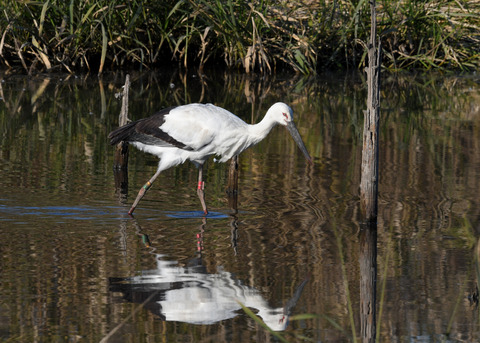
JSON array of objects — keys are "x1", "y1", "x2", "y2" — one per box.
[{"x1": 247, "y1": 113, "x2": 279, "y2": 145}]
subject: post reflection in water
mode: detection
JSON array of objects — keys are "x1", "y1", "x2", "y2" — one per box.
[
  {"x1": 108, "y1": 216, "x2": 308, "y2": 333},
  {"x1": 359, "y1": 222, "x2": 377, "y2": 343}
]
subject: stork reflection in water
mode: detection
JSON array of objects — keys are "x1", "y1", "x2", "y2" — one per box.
[{"x1": 109, "y1": 218, "x2": 309, "y2": 330}]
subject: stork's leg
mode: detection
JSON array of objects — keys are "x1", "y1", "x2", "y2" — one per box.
[
  {"x1": 197, "y1": 164, "x2": 208, "y2": 215},
  {"x1": 128, "y1": 168, "x2": 162, "y2": 215}
]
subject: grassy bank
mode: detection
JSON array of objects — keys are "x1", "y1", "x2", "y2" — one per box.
[{"x1": 1, "y1": 0, "x2": 479, "y2": 74}]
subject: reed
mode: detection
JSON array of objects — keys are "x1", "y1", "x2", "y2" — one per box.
[{"x1": 0, "y1": 0, "x2": 478, "y2": 74}]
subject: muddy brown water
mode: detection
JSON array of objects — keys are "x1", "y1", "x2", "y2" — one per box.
[{"x1": 1, "y1": 71, "x2": 479, "y2": 342}]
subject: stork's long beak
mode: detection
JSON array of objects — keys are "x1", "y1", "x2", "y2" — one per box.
[{"x1": 286, "y1": 121, "x2": 313, "y2": 164}]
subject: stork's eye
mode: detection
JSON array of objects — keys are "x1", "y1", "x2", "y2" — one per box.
[{"x1": 282, "y1": 112, "x2": 288, "y2": 120}]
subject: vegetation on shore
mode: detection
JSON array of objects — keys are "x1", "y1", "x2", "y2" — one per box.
[{"x1": 1, "y1": 0, "x2": 479, "y2": 74}]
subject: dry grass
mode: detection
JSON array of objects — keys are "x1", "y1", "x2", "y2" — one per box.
[{"x1": 0, "y1": 0, "x2": 479, "y2": 74}]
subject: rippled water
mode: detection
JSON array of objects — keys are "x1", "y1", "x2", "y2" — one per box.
[{"x1": 0, "y1": 71, "x2": 479, "y2": 342}]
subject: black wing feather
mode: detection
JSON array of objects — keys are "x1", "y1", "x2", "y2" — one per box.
[{"x1": 108, "y1": 106, "x2": 193, "y2": 151}]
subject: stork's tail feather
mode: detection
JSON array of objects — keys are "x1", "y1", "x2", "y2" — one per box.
[{"x1": 108, "y1": 122, "x2": 137, "y2": 145}]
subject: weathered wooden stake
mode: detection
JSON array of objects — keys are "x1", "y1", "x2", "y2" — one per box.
[
  {"x1": 226, "y1": 155, "x2": 239, "y2": 213},
  {"x1": 113, "y1": 75, "x2": 131, "y2": 195},
  {"x1": 360, "y1": 2, "x2": 381, "y2": 223}
]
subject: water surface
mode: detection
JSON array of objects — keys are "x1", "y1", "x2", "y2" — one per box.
[{"x1": 0, "y1": 71, "x2": 479, "y2": 342}]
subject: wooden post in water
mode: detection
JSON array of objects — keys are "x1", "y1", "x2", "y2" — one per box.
[
  {"x1": 226, "y1": 155, "x2": 239, "y2": 254},
  {"x1": 226, "y1": 155, "x2": 239, "y2": 213},
  {"x1": 113, "y1": 75, "x2": 131, "y2": 195},
  {"x1": 360, "y1": 2, "x2": 381, "y2": 223},
  {"x1": 359, "y1": 1, "x2": 380, "y2": 342}
]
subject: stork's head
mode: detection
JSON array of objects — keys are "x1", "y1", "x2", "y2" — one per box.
[
  {"x1": 267, "y1": 102, "x2": 294, "y2": 126},
  {"x1": 267, "y1": 102, "x2": 313, "y2": 164}
]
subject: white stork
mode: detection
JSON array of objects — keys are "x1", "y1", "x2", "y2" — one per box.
[{"x1": 108, "y1": 102, "x2": 312, "y2": 215}]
